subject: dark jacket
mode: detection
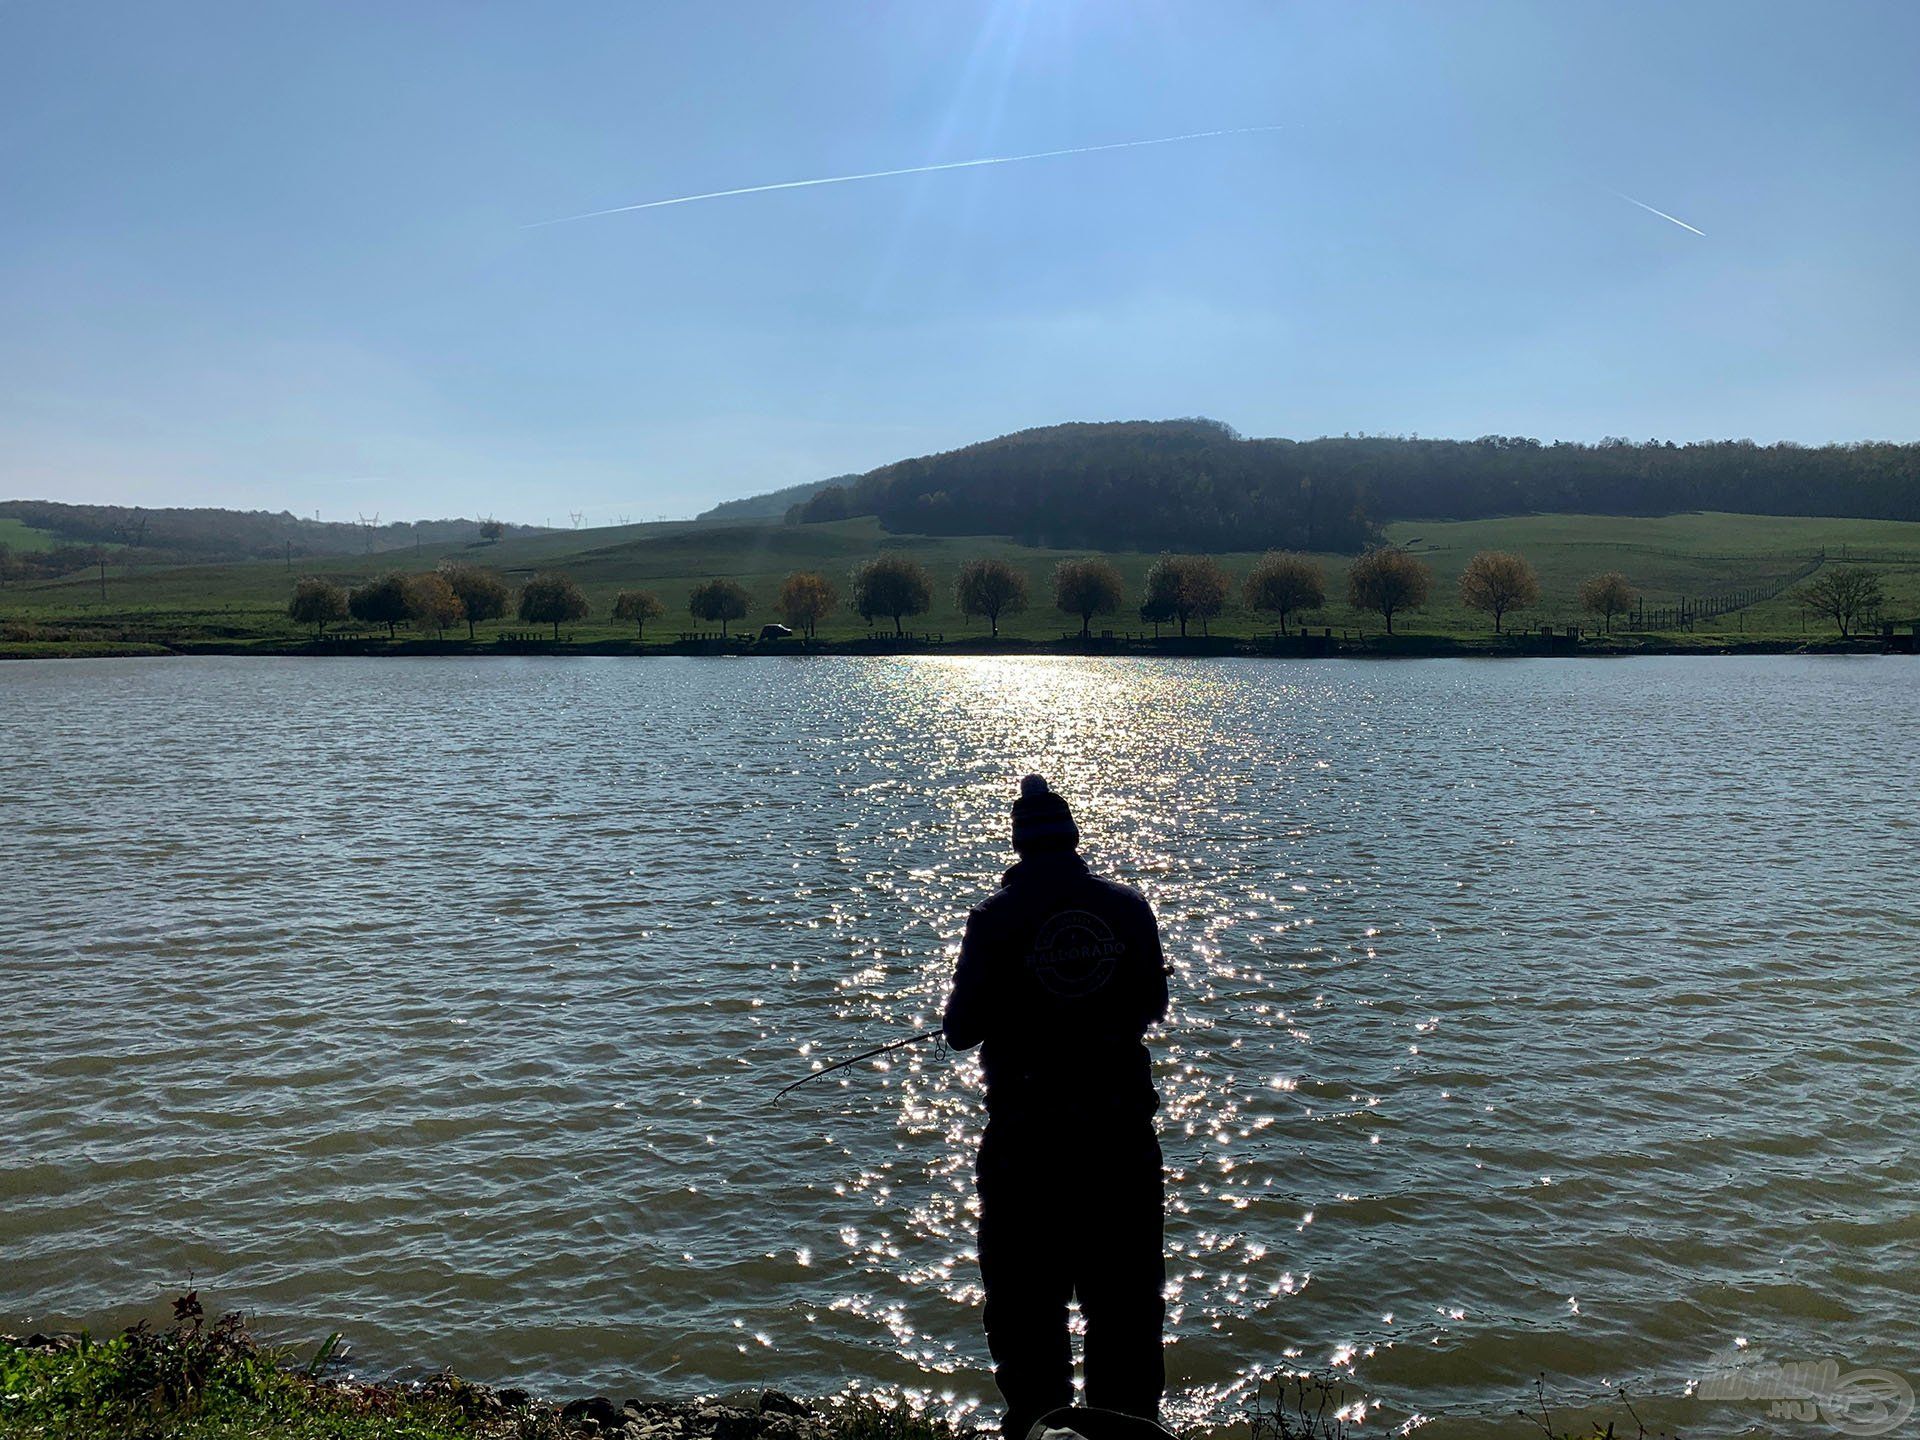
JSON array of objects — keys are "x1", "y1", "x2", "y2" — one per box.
[{"x1": 943, "y1": 852, "x2": 1169, "y2": 1123}]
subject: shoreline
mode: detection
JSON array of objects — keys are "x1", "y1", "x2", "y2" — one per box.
[
  {"x1": 1, "y1": 632, "x2": 1910, "y2": 662},
  {"x1": 0, "y1": 1319, "x2": 971, "y2": 1440}
]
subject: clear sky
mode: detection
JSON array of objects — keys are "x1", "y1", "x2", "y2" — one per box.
[{"x1": 4, "y1": 1, "x2": 1918, "y2": 522}]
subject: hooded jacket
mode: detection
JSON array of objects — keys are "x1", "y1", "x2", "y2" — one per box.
[{"x1": 943, "y1": 851, "x2": 1169, "y2": 1123}]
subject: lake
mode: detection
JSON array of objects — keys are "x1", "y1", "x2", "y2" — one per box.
[{"x1": 3, "y1": 655, "x2": 1915, "y2": 1437}]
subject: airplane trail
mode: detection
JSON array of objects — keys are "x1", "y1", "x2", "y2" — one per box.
[
  {"x1": 525, "y1": 125, "x2": 1286, "y2": 228},
  {"x1": 1611, "y1": 189, "x2": 1706, "y2": 237}
]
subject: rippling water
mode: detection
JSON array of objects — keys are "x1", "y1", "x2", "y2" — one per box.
[{"x1": 4, "y1": 656, "x2": 1916, "y2": 1436}]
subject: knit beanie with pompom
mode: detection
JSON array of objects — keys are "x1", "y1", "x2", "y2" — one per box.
[{"x1": 1010, "y1": 774, "x2": 1079, "y2": 854}]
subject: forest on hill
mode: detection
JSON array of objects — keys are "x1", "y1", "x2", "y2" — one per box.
[{"x1": 781, "y1": 419, "x2": 1920, "y2": 553}]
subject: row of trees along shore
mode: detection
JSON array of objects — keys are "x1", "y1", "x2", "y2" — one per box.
[{"x1": 289, "y1": 551, "x2": 1891, "y2": 644}]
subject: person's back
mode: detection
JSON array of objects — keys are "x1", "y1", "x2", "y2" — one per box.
[{"x1": 944, "y1": 775, "x2": 1169, "y2": 1440}]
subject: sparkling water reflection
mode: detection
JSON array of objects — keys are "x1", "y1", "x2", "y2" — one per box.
[{"x1": 3, "y1": 656, "x2": 1916, "y2": 1436}]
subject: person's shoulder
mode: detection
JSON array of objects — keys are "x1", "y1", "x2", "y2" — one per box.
[{"x1": 1088, "y1": 871, "x2": 1155, "y2": 914}]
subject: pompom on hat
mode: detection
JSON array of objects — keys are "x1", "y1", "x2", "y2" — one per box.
[{"x1": 1011, "y1": 773, "x2": 1080, "y2": 853}]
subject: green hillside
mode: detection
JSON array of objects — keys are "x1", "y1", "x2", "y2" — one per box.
[{"x1": 5, "y1": 510, "x2": 1917, "y2": 651}]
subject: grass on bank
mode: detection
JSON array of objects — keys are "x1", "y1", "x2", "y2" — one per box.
[
  {"x1": 2, "y1": 511, "x2": 1918, "y2": 651},
  {"x1": 0, "y1": 1298, "x2": 968, "y2": 1440}
]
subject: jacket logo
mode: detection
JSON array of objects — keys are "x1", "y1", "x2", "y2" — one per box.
[{"x1": 1028, "y1": 910, "x2": 1126, "y2": 997}]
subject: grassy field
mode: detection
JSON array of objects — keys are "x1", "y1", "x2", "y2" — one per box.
[
  {"x1": 0, "y1": 518, "x2": 62, "y2": 553},
  {"x1": 3, "y1": 510, "x2": 1917, "y2": 650}
]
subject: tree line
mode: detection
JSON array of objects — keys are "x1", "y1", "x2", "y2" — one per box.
[
  {"x1": 781, "y1": 418, "x2": 1920, "y2": 553},
  {"x1": 283, "y1": 548, "x2": 1907, "y2": 642}
]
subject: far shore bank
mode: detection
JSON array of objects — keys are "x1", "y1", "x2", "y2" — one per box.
[{"x1": 1, "y1": 631, "x2": 1912, "y2": 662}]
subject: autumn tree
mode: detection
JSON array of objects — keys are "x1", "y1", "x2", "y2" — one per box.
[
  {"x1": 518, "y1": 572, "x2": 589, "y2": 640},
  {"x1": 1053, "y1": 558, "x2": 1125, "y2": 640},
  {"x1": 1579, "y1": 572, "x2": 1637, "y2": 633},
  {"x1": 1458, "y1": 550, "x2": 1541, "y2": 633},
  {"x1": 688, "y1": 578, "x2": 751, "y2": 636},
  {"x1": 613, "y1": 589, "x2": 666, "y2": 639},
  {"x1": 348, "y1": 572, "x2": 411, "y2": 639},
  {"x1": 1796, "y1": 566, "x2": 1885, "y2": 638},
  {"x1": 441, "y1": 564, "x2": 510, "y2": 639},
  {"x1": 405, "y1": 571, "x2": 465, "y2": 637},
  {"x1": 1144, "y1": 554, "x2": 1230, "y2": 637},
  {"x1": 955, "y1": 558, "x2": 1029, "y2": 638},
  {"x1": 850, "y1": 554, "x2": 933, "y2": 636},
  {"x1": 288, "y1": 576, "x2": 348, "y2": 638},
  {"x1": 1345, "y1": 547, "x2": 1432, "y2": 635},
  {"x1": 778, "y1": 571, "x2": 836, "y2": 638},
  {"x1": 1243, "y1": 552, "x2": 1326, "y2": 635}
]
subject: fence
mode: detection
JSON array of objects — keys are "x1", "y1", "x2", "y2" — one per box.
[{"x1": 1624, "y1": 553, "x2": 1824, "y2": 631}]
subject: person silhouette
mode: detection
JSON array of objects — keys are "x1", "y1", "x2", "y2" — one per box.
[{"x1": 943, "y1": 775, "x2": 1171, "y2": 1440}]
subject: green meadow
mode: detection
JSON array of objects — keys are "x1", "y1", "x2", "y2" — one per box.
[{"x1": 4, "y1": 511, "x2": 1918, "y2": 650}]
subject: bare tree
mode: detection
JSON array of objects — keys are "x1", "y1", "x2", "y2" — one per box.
[
  {"x1": 613, "y1": 589, "x2": 666, "y2": 639},
  {"x1": 955, "y1": 558, "x2": 1029, "y2": 638},
  {"x1": 1459, "y1": 550, "x2": 1541, "y2": 633},
  {"x1": 850, "y1": 555, "x2": 933, "y2": 637},
  {"x1": 1346, "y1": 547, "x2": 1432, "y2": 635},
  {"x1": 441, "y1": 564, "x2": 510, "y2": 639},
  {"x1": 1796, "y1": 566, "x2": 1884, "y2": 638},
  {"x1": 288, "y1": 576, "x2": 348, "y2": 638},
  {"x1": 689, "y1": 578, "x2": 751, "y2": 637},
  {"x1": 518, "y1": 572, "x2": 589, "y2": 639},
  {"x1": 1579, "y1": 572, "x2": 1636, "y2": 633},
  {"x1": 1144, "y1": 554, "x2": 1230, "y2": 637},
  {"x1": 1243, "y1": 552, "x2": 1326, "y2": 635},
  {"x1": 1052, "y1": 558, "x2": 1125, "y2": 639},
  {"x1": 777, "y1": 572, "x2": 836, "y2": 638},
  {"x1": 404, "y1": 572, "x2": 465, "y2": 637},
  {"x1": 348, "y1": 572, "x2": 411, "y2": 639}
]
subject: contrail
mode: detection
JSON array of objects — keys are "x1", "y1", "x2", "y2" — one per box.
[
  {"x1": 1610, "y1": 189, "x2": 1705, "y2": 237},
  {"x1": 525, "y1": 125, "x2": 1286, "y2": 228}
]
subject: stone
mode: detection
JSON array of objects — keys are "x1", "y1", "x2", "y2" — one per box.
[
  {"x1": 693, "y1": 1403, "x2": 763, "y2": 1440},
  {"x1": 564, "y1": 1395, "x2": 628, "y2": 1429},
  {"x1": 498, "y1": 1387, "x2": 533, "y2": 1409},
  {"x1": 760, "y1": 1391, "x2": 810, "y2": 1418}
]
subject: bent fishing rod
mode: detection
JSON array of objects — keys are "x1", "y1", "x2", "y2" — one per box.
[{"x1": 772, "y1": 1027, "x2": 943, "y2": 1104}]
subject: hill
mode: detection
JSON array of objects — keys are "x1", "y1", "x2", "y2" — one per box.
[
  {"x1": 6, "y1": 509, "x2": 1916, "y2": 654},
  {"x1": 764, "y1": 419, "x2": 1920, "y2": 552},
  {"x1": 695, "y1": 476, "x2": 850, "y2": 522},
  {"x1": 0, "y1": 499, "x2": 546, "y2": 576}
]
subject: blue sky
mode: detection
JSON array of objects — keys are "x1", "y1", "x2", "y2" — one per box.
[{"x1": 3, "y1": 1, "x2": 1917, "y2": 522}]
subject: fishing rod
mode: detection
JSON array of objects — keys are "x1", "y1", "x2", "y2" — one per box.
[{"x1": 772, "y1": 1027, "x2": 943, "y2": 1104}]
